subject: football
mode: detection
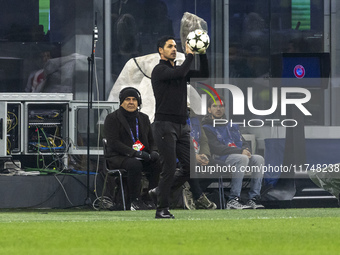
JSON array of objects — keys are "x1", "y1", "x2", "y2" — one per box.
[{"x1": 186, "y1": 29, "x2": 210, "y2": 53}]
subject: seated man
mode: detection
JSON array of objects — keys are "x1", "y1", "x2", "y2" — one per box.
[
  {"x1": 201, "y1": 96, "x2": 264, "y2": 209},
  {"x1": 182, "y1": 107, "x2": 222, "y2": 210},
  {"x1": 103, "y1": 87, "x2": 161, "y2": 210}
]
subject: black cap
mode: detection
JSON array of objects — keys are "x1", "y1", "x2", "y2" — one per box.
[{"x1": 119, "y1": 87, "x2": 141, "y2": 106}]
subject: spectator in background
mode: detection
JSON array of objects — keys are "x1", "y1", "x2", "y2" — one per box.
[
  {"x1": 202, "y1": 96, "x2": 265, "y2": 209},
  {"x1": 287, "y1": 38, "x2": 311, "y2": 53},
  {"x1": 25, "y1": 50, "x2": 51, "y2": 92},
  {"x1": 183, "y1": 107, "x2": 233, "y2": 210}
]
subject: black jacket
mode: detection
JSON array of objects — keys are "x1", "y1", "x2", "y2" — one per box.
[
  {"x1": 151, "y1": 53, "x2": 209, "y2": 124},
  {"x1": 103, "y1": 107, "x2": 157, "y2": 168}
]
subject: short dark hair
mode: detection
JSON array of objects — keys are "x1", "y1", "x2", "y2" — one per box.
[
  {"x1": 207, "y1": 96, "x2": 225, "y2": 108},
  {"x1": 157, "y1": 35, "x2": 175, "y2": 54}
]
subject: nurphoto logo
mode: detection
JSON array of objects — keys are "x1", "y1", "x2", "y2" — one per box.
[{"x1": 193, "y1": 78, "x2": 312, "y2": 128}]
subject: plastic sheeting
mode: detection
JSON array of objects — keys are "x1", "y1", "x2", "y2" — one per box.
[
  {"x1": 180, "y1": 12, "x2": 208, "y2": 52},
  {"x1": 107, "y1": 52, "x2": 203, "y2": 122},
  {"x1": 308, "y1": 163, "x2": 340, "y2": 203}
]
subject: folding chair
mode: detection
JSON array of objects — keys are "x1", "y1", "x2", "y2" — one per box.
[
  {"x1": 101, "y1": 138, "x2": 126, "y2": 211},
  {"x1": 218, "y1": 176, "x2": 226, "y2": 209}
]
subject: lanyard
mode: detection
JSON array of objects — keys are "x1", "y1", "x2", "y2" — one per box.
[{"x1": 130, "y1": 118, "x2": 139, "y2": 143}]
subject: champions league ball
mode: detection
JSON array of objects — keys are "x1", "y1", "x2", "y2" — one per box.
[{"x1": 186, "y1": 29, "x2": 210, "y2": 53}]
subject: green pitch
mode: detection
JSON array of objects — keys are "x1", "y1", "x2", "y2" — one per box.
[{"x1": 0, "y1": 208, "x2": 339, "y2": 255}]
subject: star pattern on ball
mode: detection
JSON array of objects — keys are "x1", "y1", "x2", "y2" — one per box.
[{"x1": 186, "y1": 29, "x2": 210, "y2": 53}]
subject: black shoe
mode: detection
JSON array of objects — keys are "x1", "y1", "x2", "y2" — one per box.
[
  {"x1": 155, "y1": 208, "x2": 175, "y2": 219},
  {"x1": 246, "y1": 198, "x2": 265, "y2": 209},
  {"x1": 148, "y1": 188, "x2": 158, "y2": 206},
  {"x1": 130, "y1": 198, "x2": 149, "y2": 211},
  {"x1": 144, "y1": 200, "x2": 156, "y2": 210},
  {"x1": 108, "y1": 203, "x2": 125, "y2": 211}
]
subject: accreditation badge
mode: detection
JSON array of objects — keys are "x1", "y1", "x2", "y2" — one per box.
[
  {"x1": 192, "y1": 137, "x2": 200, "y2": 154},
  {"x1": 228, "y1": 142, "x2": 237, "y2": 147},
  {"x1": 132, "y1": 140, "x2": 145, "y2": 151}
]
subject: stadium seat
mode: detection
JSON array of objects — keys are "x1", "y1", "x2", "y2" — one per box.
[{"x1": 101, "y1": 138, "x2": 127, "y2": 211}]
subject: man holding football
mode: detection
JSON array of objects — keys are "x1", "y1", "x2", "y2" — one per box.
[{"x1": 149, "y1": 35, "x2": 210, "y2": 219}]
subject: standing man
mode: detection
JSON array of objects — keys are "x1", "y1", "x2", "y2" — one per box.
[
  {"x1": 150, "y1": 35, "x2": 209, "y2": 218},
  {"x1": 202, "y1": 96, "x2": 264, "y2": 209},
  {"x1": 104, "y1": 87, "x2": 161, "y2": 210}
]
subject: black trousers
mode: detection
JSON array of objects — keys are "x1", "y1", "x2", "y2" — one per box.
[
  {"x1": 152, "y1": 121, "x2": 196, "y2": 209},
  {"x1": 121, "y1": 157, "x2": 161, "y2": 201}
]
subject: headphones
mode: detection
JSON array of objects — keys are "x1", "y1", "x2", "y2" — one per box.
[{"x1": 119, "y1": 87, "x2": 142, "y2": 109}]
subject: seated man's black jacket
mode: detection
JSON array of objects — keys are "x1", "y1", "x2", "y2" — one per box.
[{"x1": 103, "y1": 107, "x2": 157, "y2": 168}]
